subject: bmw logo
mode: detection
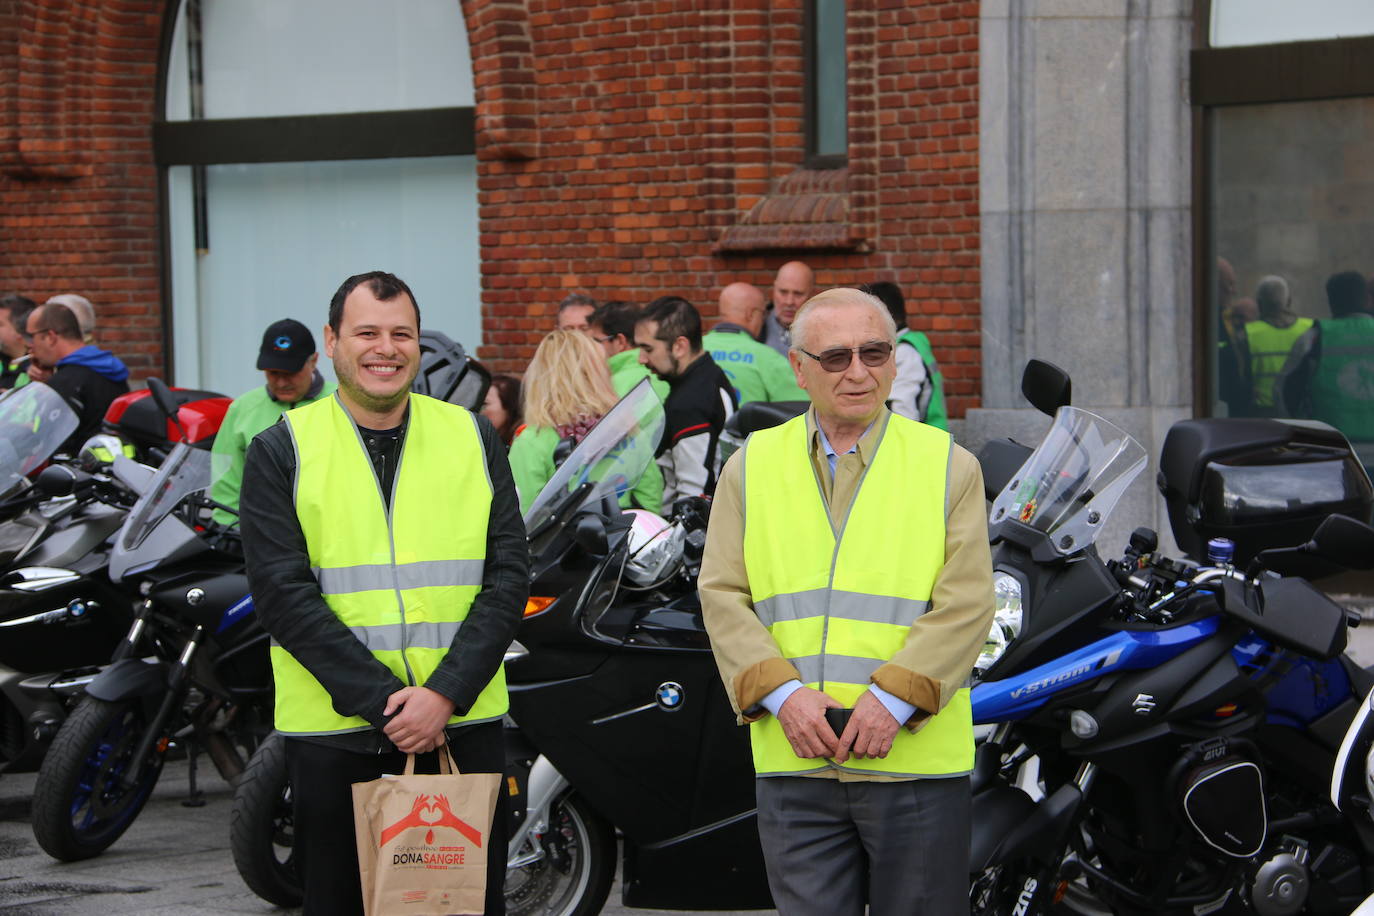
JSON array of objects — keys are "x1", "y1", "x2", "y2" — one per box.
[{"x1": 655, "y1": 682, "x2": 684, "y2": 711}]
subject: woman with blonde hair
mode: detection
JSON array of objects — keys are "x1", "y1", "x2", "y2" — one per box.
[{"x1": 509, "y1": 330, "x2": 662, "y2": 512}]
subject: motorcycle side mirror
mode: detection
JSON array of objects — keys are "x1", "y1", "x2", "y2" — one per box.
[
  {"x1": 573, "y1": 514, "x2": 608, "y2": 557},
  {"x1": 35, "y1": 464, "x2": 81, "y2": 498},
  {"x1": 1249, "y1": 514, "x2": 1374, "y2": 579},
  {"x1": 145, "y1": 377, "x2": 188, "y2": 443},
  {"x1": 1020, "y1": 359, "x2": 1072, "y2": 417},
  {"x1": 1308, "y1": 514, "x2": 1374, "y2": 571}
]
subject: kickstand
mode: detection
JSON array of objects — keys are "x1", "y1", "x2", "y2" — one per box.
[{"x1": 181, "y1": 739, "x2": 206, "y2": 808}]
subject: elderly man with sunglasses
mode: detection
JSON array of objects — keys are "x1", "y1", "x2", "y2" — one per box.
[{"x1": 700, "y1": 287, "x2": 996, "y2": 915}]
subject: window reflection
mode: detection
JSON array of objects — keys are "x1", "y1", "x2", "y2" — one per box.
[{"x1": 1209, "y1": 98, "x2": 1374, "y2": 478}]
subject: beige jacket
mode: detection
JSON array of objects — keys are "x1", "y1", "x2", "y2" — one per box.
[{"x1": 699, "y1": 409, "x2": 996, "y2": 780}]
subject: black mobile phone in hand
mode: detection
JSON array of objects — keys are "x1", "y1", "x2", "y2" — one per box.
[{"x1": 825, "y1": 707, "x2": 853, "y2": 738}]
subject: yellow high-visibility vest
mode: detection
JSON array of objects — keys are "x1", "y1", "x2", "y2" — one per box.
[
  {"x1": 271, "y1": 393, "x2": 507, "y2": 735},
  {"x1": 1245, "y1": 318, "x2": 1313, "y2": 408},
  {"x1": 741, "y1": 412, "x2": 973, "y2": 777}
]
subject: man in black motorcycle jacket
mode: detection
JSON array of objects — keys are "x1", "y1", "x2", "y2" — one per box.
[{"x1": 240, "y1": 271, "x2": 527, "y2": 916}]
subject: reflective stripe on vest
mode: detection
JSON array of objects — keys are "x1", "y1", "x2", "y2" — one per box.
[
  {"x1": 1312, "y1": 315, "x2": 1374, "y2": 441},
  {"x1": 741, "y1": 411, "x2": 973, "y2": 778},
  {"x1": 271, "y1": 393, "x2": 507, "y2": 735},
  {"x1": 1244, "y1": 319, "x2": 1312, "y2": 408}
]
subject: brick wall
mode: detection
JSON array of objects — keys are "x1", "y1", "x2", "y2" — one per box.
[
  {"x1": 471, "y1": 0, "x2": 981, "y2": 414},
  {"x1": 0, "y1": 0, "x2": 980, "y2": 413},
  {"x1": 0, "y1": 0, "x2": 165, "y2": 378}
]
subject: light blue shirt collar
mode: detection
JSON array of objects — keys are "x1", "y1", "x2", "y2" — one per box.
[{"x1": 816, "y1": 421, "x2": 865, "y2": 476}]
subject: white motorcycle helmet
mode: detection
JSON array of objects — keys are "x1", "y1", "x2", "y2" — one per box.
[{"x1": 623, "y1": 509, "x2": 684, "y2": 586}]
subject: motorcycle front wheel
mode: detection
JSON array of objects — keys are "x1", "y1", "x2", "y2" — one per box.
[
  {"x1": 505, "y1": 791, "x2": 615, "y2": 916},
  {"x1": 230, "y1": 731, "x2": 302, "y2": 907},
  {"x1": 31, "y1": 696, "x2": 166, "y2": 861}
]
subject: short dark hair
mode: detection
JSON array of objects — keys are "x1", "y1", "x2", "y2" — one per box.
[
  {"x1": 639, "y1": 295, "x2": 702, "y2": 352},
  {"x1": 0, "y1": 295, "x2": 35, "y2": 329},
  {"x1": 38, "y1": 302, "x2": 83, "y2": 341},
  {"x1": 557, "y1": 292, "x2": 598, "y2": 314},
  {"x1": 328, "y1": 271, "x2": 421, "y2": 334},
  {"x1": 862, "y1": 281, "x2": 907, "y2": 329},
  {"x1": 1326, "y1": 271, "x2": 1367, "y2": 318},
  {"x1": 589, "y1": 300, "x2": 640, "y2": 341}
]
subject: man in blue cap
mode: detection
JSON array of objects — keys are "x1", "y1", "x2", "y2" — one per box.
[{"x1": 210, "y1": 318, "x2": 335, "y2": 524}]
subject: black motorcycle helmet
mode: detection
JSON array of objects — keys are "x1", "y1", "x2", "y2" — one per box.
[{"x1": 411, "y1": 330, "x2": 490, "y2": 412}]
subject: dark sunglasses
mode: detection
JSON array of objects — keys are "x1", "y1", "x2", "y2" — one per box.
[{"x1": 796, "y1": 340, "x2": 893, "y2": 373}]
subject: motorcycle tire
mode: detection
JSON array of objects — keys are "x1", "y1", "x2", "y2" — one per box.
[
  {"x1": 31, "y1": 696, "x2": 166, "y2": 861},
  {"x1": 505, "y1": 791, "x2": 615, "y2": 916},
  {"x1": 229, "y1": 731, "x2": 302, "y2": 907}
]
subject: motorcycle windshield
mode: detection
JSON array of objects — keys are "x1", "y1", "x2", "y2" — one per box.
[
  {"x1": 990, "y1": 406, "x2": 1146, "y2": 554},
  {"x1": 0, "y1": 383, "x2": 79, "y2": 498},
  {"x1": 116, "y1": 441, "x2": 211, "y2": 554},
  {"x1": 523, "y1": 378, "x2": 666, "y2": 533}
]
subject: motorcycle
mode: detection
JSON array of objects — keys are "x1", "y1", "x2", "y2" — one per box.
[
  {"x1": 502, "y1": 378, "x2": 772, "y2": 916},
  {"x1": 30, "y1": 378, "x2": 272, "y2": 862},
  {"x1": 966, "y1": 361, "x2": 1374, "y2": 915},
  {"x1": 0, "y1": 382, "x2": 148, "y2": 775}
]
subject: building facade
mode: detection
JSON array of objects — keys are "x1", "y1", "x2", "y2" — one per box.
[{"x1": 3, "y1": 0, "x2": 1372, "y2": 554}]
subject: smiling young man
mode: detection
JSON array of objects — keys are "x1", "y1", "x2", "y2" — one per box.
[
  {"x1": 239, "y1": 271, "x2": 527, "y2": 916},
  {"x1": 208, "y1": 319, "x2": 334, "y2": 525},
  {"x1": 700, "y1": 287, "x2": 995, "y2": 915}
]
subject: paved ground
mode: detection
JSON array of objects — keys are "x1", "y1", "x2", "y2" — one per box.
[{"x1": 0, "y1": 759, "x2": 770, "y2": 915}]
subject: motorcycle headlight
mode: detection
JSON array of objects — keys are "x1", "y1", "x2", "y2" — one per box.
[{"x1": 975, "y1": 573, "x2": 1023, "y2": 674}]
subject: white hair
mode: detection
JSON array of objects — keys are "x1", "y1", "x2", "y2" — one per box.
[
  {"x1": 789, "y1": 288, "x2": 897, "y2": 353},
  {"x1": 46, "y1": 294, "x2": 95, "y2": 337}
]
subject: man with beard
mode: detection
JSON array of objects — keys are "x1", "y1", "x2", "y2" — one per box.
[
  {"x1": 239, "y1": 271, "x2": 527, "y2": 916},
  {"x1": 634, "y1": 295, "x2": 737, "y2": 512}
]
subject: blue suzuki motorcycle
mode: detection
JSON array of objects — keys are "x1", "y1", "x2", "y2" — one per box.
[{"x1": 967, "y1": 362, "x2": 1374, "y2": 916}]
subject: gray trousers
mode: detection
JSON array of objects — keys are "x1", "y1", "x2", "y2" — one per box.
[{"x1": 755, "y1": 775, "x2": 971, "y2": 916}]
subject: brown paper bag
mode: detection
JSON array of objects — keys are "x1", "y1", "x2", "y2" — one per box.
[{"x1": 352, "y1": 745, "x2": 501, "y2": 916}]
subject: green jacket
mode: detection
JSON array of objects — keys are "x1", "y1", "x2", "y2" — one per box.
[
  {"x1": 703, "y1": 326, "x2": 808, "y2": 404},
  {"x1": 211, "y1": 379, "x2": 336, "y2": 524},
  {"x1": 609, "y1": 349, "x2": 669, "y2": 402},
  {"x1": 510, "y1": 423, "x2": 664, "y2": 516},
  {"x1": 894, "y1": 331, "x2": 948, "y2": 431},
  {"x1": 1311, "y1": 313, "x2": 1374, "y2": 441}
]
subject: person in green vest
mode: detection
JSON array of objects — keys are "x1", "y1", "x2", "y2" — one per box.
[
  {"x1": 1279, "y1": 270, "x2": 1374, "y2": 475},
  {"x1": 209, "y1": 319, "x2": 335, "y2": 525},
  {"x1": 702, "y1": 282, "x2": 807, "y2": 404},
  {"x1": 863, "y1": 280, "x2": 948, "y2": 430},
  {"x1": 1237, "y1": 275, "x2": 1312, "y2": 416},
  {"x1": 509, "y1": 329, "x2": 662, "y2": 513},
  {"x1": 239, "y1": 271, "x2": 527, "y2": 916},
  {"x1": 588, "y1": 299, "x2": 669, "y2": 402},
  {"x1": 700, "y1": 287, "x2": 995, "y2": 913},
  {"x1": 0, "y1": 295, "x2": 34, "y2": 390}
]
